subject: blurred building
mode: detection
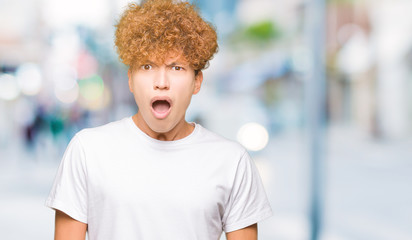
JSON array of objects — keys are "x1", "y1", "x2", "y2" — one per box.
[{"x1": 0, "y1": 0, "x2": 411, "y2": 239}]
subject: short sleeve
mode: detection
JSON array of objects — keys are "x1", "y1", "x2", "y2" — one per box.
[
  {"x1": 222, "y1": 151, "x2": 273, "y2": 233},
  {"x1": 45, "y1": 134, "x2": 88, "y2": 223}
]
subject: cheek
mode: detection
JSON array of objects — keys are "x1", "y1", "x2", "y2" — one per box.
[
  {"x1": 178, "y1": 87, "x2": 196, "y2": 108},
  {"x1": 178, "y1": 87, "x2": 195, "y2": 102},
  {"x1": 175, "y1": 78, "x2": 195, "y2": 92},
  {"x1": 131, "y1": 79, "x2": 150, "y2": 94},
  {"x1": 130, "y1": 83, "x2": 149, "y2": 105}
]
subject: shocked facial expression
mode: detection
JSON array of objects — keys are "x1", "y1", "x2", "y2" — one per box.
[{"x1": 128, "y1": 55, "x2": 203, "y2": 135}]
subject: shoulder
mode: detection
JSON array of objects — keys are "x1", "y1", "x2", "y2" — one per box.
[
  {"x1": 195, "y1": 124, "x2": 247, "y2": 158},
  {"x1": 75, "y1": 117, "x2": 130, "y2": 145}
]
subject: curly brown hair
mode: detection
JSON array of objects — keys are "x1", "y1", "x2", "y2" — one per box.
[{"x1": 115, "y1": 0, "x2": 218, "y2": 71}]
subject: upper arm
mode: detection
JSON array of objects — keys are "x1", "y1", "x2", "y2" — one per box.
[
  {"x1": 225, "y1": 223, "x2": 258, "y2": 240},
  {"x1": 222, "y1": 152, "x2": 272, "y2": 234},
  {"x1": 55, "y1": 210, "x2": 87, "y2": 240}
]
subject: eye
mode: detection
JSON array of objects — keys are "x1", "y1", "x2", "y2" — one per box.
[
  {"x1": 141, "y1": 64, "x2": 152, "y2": 70},
  {"x1": 172, "y1": 66, "x2": 183, "y2": 71}
]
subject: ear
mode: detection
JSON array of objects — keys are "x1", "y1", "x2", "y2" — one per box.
[
  {"x1": 193, "y1": 71, "x2": 203, "y2": 95},
  {"x1": 128, "y1": 68, "x2": 133, "y2": 93}
]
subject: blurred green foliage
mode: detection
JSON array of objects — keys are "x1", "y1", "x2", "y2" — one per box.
[
  {"x1": 244, "y1": 21, "x2": 280, "y2": 41},
  {"x1": 229, "y1": 20, "x2": 281, "y2": 48}
]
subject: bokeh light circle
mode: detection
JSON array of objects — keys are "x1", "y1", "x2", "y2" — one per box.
[
  {"x1": 79, "y1": 74, "x2": 104, "y2": 101},
  {"x1": 0, "y1": 74, "x2": 20, "y2": 101},
  {"x1": 52, "y1": 65, "x2": 77, "y2": 92},
  {"x1": 237, "y1": 122, "x2": 269, "y2": 151},
  {"x1": 55, "y1": 83, "x2": 79, "y2": 104},
  {"x1": 16, "y1": 63, "x2": 43, "y2": 96}
]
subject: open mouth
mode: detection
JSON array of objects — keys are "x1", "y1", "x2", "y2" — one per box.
[
  {"x1": 152, "y1": 100, "x2": 170, "y2": 113},
  {"x1": 151, "y1": 97, "x2": 172, "y2": 119}
]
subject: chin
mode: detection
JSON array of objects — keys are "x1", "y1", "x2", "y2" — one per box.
[{"x1": 148, "y1": 121, "x2": 175, "y2": 134}]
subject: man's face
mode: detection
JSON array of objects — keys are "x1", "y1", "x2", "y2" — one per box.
[{"x1": 128, "y1": 55, "x2": 203, "y2": 134}]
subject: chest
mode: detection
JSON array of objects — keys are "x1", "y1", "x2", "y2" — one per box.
[{"x1": 87, "y1": 149, "x2": 233, "y2": 219}]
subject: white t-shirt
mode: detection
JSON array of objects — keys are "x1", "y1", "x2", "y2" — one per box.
[{"x1": 46, "y1": 117, "x2": 272, "y2": 240}]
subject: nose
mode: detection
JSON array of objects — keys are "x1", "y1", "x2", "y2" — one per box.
[{"x1": 154, "y1": 69, "x2": 169, "y2": 90}]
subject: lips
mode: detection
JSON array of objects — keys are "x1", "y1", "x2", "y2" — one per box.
[{"x1": 150, "y1": 96, "x2": 172, "y2": 119}]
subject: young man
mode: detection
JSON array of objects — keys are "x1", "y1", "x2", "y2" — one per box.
[{"x1": 46, "y1": 0, "x2": 272, "y2": 239}]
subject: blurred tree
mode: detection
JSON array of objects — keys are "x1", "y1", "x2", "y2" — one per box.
[{"x1": 229, "y1": 20, "x2": 282, "y2": 49}]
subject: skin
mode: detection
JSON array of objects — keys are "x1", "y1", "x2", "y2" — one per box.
[
  {"x1": 54, "y1": 54, "x2": 258, "y2": 239},
  {"x1": 226, "y1": 224, "x2": 258, "y2": 240},
  {"x1": 54, "y1": 210, "x2": 86, "y2": 240},
  {"x1": 128, "y1": 54, "x2": 203, "y2": 141}
]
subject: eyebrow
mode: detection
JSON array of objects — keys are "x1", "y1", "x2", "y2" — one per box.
[
  {"x1": 166, "y1": 62, "x2": 187, "y2": 67},
  {"x1": 143, "y1": 61, "x2": 157, "y2": 66}
]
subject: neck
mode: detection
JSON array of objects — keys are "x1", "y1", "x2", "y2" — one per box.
[{"x1": 132, "y1": 113, "x2": 194, "y2": 141}]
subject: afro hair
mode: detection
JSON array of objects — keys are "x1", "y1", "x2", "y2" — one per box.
[{"x1": 115, "y1": 0, "x2": 218, "y2": 71}]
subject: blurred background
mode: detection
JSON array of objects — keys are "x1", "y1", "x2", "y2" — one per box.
[{"x1": 1, "y1": 0, "x2": 411, "y2": 239}]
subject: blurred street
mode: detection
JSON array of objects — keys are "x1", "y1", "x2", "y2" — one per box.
[{"x1": 1, "y1": 0, "x2": 412, "y2": 239}]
